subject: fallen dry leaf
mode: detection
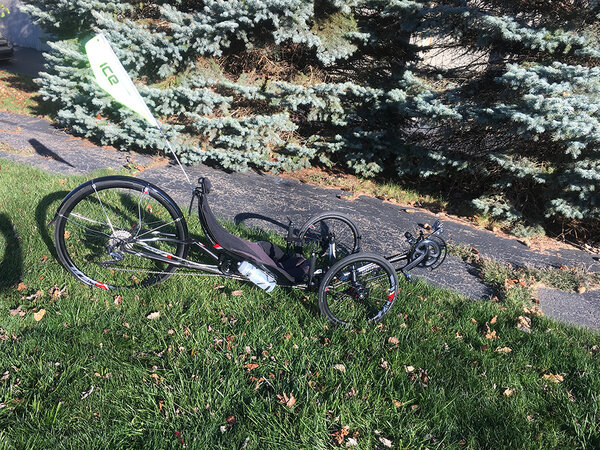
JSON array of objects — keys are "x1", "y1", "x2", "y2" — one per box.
[
  {"x1": 388, "y1": 336, "x2": 400, "y2": 345},
  {"x1": 503, "y1": 388, "x2": 515, "y2": 397},
  {"x1": 244, "y1": 363, "x2": 259, "y2": 371},
  {"x1": 542, "y1": 373, "x2": 564, "y2": 383},
  {"x1": 334, "y1": 364, "x2": 346, "y2": 374},
  {"x1": 331, "y1": 426, "x2": 350, "y2": 445},
  {"x1": 113, "y1": 295, "x2": 122, "y2": 306},
  {"x1": 9, "y1": 306, "x2": 26, "y2": 317},
  {"x1": 485, "y1": 330, "x2": 498, "y2": 340},
  {"x1": 49, "y1": 285, "x2": 66, "y2": 299},
  {"x1": 33, "y1": 309, "x2": 46, "y2": 322},
  {"x1": 523, "y1": 306, "x2": 544, "y2": 317},
  {"x1": 25, "y1": 290, "x2": 44, "y2": 300},
  {"x1": 345, "y1": 387, "x2": 358, "y2": 398},
  {"x1": 496, "y1": 346, "x2": 512, "y2": 354},
  {"x1": 393, "y1": 400, "x2": 403, "y2": 407},
  {"x1": 231, "y1": 290, "x2": 243, "y2": 296},
  {"x1": 276, "y1": 392, "x2": 297, "y2": 408},
  {"x1": 517, "y1": 316, "x2": 532, "y2": 333},
  {"x1": 17, "y1": 282, "x2": 26, "y2": 292},
  {"x1": 379, "y1": 437, "x2": 392, "y2": 448},
  {"x1": 346, "y1": 437, "x2": 358, "y2": 447},
  {"x1": 490, "y1": 315, "x2": 498, "y2": 324},
  {"x1": 146, "y1": 311, "x2": 160, "y2": 320},
  {"x1": 81, "y1": 386, "x2": 94, "y2": 399}
]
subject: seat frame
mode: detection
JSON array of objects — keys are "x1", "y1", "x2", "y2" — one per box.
[{"x1": 195, "y1": 177, "x2": 308, "y2": 284}]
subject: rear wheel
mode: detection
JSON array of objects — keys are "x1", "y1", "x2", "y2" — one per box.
[
  {"x1": 54, "y1": 177, "x2": 189, "y2": 290},
  {"x1": 318, "y1": 253, "x2": 398, "y2": 325},
  {"x1": 298, "y1": 212, "x2": 360, "y2": 272}
]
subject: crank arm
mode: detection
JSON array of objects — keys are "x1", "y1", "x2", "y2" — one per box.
[{"x1": 401, "y1": 251, "x2": 427, "y2": 273}]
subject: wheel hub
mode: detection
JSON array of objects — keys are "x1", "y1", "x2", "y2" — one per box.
[
  {"x1": 109, "y1": 229, "x2": 134, "y2": 250},
  {"x1": 351, "y1": 283, "x2": 368, "y2": 300}
]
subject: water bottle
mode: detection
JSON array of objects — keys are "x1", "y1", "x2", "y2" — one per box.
[{"x1": 237, "y1": 261, "x2": 276, "y2": 292}]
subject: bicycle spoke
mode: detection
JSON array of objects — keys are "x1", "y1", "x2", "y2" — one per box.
[
  {"x1": 135, "y1": 218, "x2": 179, "y2": 239},
  {"x1": 135, "y1": 188, "x2": 147, "y2": 237},
  {"x1": 62, "y1": 213, "x2": 112, "y2": 238},
  {"x1": 92, "y1": 183, "x2": 116, "y2": 234}
]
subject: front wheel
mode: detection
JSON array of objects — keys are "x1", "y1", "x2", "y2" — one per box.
[
  {"x1": 318, "y1": 253, "x2": 398, "y2": 325},
  {"x1": 297, "y1": 212, "x2": 360, "y2": 272},
  {"x1": 54, "y1": 176, "x2": 189, "y2": 290}
]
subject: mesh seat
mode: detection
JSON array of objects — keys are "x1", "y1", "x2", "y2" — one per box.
[{"x1": 198, "y1": 178, "x2": 308, "y2": 283}]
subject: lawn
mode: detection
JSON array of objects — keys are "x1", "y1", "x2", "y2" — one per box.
[
  {"x1": 1, "y1": 158, "x2": 599, "y2": 448},
  {"x1": 0, "y1": 70, "x2": 51, "y2": 119}
]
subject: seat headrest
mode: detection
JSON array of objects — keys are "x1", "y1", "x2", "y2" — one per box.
[{"x1": 198, "y1": 177, "x2": 211, "y2": 194}]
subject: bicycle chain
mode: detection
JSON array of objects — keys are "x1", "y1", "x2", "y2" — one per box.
[{"x1": 105, "y1": 266, "x2": 223, "y2": 277}]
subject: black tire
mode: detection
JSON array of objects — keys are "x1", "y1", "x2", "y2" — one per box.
[
  {"x1": 54, "y1": 176, "x2": 189, "y2": 290},
  {"x1": 318, "y1": 252, "x2": 398, "y2": 325},
  {"x1": 298, "y1": 212, "x2": 360, "y2": 271}
]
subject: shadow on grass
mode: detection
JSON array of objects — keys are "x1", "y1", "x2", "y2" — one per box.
[
  {"x1": 0, "y1": 212, "x2": 22, "y2": 291},
  {"x1": 35, "y1": 190, "x2": 69, "y2": 260}
]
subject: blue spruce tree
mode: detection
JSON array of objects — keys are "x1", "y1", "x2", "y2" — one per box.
[{"x1": 20, "y1": 0, "x2": 600, "y2": 242}]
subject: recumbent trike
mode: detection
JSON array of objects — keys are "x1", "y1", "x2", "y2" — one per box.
[{"x1": 51, "y1": 175, "x2": 447, "y2": 325}]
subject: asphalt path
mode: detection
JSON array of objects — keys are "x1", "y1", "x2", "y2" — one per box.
[{"x1": 1, "y1": 110, "x2": 599, "y2": 330}]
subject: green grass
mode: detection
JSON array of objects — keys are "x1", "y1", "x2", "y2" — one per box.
[
  {"x1": 0, "y1": 70, "x2": 54, "y2": 119},
  {"x1": 1, "y1": 158, "x2": 600, "y2": 448},
  {"x1": 448, "y1": 242, "x2": 600, "y2": 296}
]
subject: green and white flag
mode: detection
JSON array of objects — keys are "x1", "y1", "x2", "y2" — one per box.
[{"x1": 85, "y1": 34, "x2": 159, "y2": 128}]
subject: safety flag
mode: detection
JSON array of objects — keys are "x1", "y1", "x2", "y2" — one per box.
[{"x1": 85, "y1": 34, "x2": 159, "y2": 128}]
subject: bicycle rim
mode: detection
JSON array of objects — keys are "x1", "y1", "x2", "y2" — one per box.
[
  {"x1": 319, "y1": 254, "x2": 397, "y2": 325},
  {"x1": 300, "y1": 214, "x2": 359, "y2": 270},
  {"x1": 55, "y1": 180, "x2": 188, "y2": 289}
]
